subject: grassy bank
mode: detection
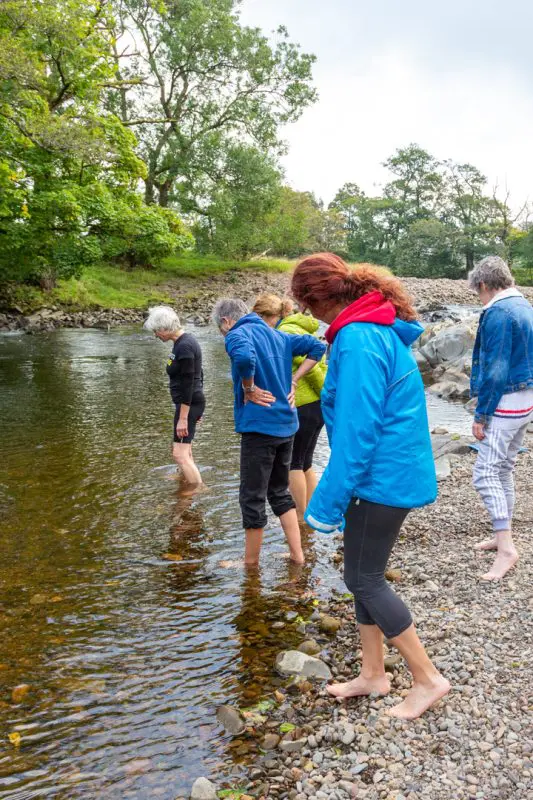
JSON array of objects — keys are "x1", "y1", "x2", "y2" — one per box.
[
  {"x1": 1, "y1": 255, "x2": 294, "y2": 313},
  {"x1": 3, "y1": 255, "x2": 531, "y2": 315}
]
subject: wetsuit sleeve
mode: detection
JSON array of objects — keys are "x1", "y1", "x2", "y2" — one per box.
[
  {"x1": 167, "y1": 341, "x2": 195, "y2": 405},
  {"x1": 305, "y1": 333, "x2": 387, "y2": 531},
  {"x1": 176, "y1": 357, "x2": 195, "y2": 405},
  {"x1": 225, "y1": 329, "x2": 255, "y2": 380}
]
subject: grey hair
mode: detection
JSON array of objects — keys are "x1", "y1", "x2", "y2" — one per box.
[
  {"x1": 211, "y1": 298, "x2": 249, "y2": 327},
  {"x1": 143, "y1": 305, "x2": 182, "y2": 333},
  {"x1": 468, "y1": 256, "x2": 514, "y2": 292}
]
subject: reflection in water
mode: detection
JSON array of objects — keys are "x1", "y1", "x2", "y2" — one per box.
[
  {"x1": 0, "y1": 325, "x2": 463, "y2": 797},
  {"x1": 0, "y1": 328, "x2": 338, "y2": 799}
]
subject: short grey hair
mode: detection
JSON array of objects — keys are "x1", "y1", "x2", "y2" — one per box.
[
  {"x1": 468, "y1": 256, "x2": 514, "y2": 292},
  {"x1": 143, "y1": 305, "x2": 182, "y2": 333},
  {"x1": 211, "y1": 298, "x2": 249, "y2": 327}
]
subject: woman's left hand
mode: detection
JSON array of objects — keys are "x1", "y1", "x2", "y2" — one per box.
[{"x1": 176, "y1": 417, "x2": 189, "y2": 439}]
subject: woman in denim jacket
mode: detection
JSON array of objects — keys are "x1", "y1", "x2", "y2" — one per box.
[{"x1": 469, "y1": 256, "x2": 533, "y2": 580}]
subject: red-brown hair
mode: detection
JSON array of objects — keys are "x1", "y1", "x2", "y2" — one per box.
[{"x1": 291, "y1": 253, "x2": 417, "y2": 321}]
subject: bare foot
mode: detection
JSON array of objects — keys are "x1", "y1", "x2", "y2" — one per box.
[
  {"x1": 481, "y1": 548, "x2": 518, "y2": 581},
  {"x1": 387, "y1": 676, "x2": 450, "y2": 720},
  {"x1": 474, "y1": 537, "x2": 498, "y2": 551},
  {"x1": 327, "y1": 674, "x2": 391, "y2": 699}
]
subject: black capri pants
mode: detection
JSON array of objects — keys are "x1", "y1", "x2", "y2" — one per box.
[
  {"x1": 290, "y1": 400, "x2": 324, "y2": 472},
  {"x1": 239, "y1": 433, "x2": 296, "y2": 529},
  {"x1": 343, "y1": 498, "x2": 413, "y2": 640}
]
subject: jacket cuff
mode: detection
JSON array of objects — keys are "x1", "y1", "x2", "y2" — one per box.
[
  {"x1": 474, "y1": 412, "x2": 492, "y2": 424},
  {"x1": 304, "y1": 511, "x2": 344, "y2": 534}
]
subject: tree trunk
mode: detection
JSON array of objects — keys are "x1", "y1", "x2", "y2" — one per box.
[
  {"x1": 465, "y1": 247, "x2": 474, "y2": 275},
  {"x1": 145, "y1": 177, "x2": 155, "y2": 205},
  {"x1": 158, "y1": 179, "x2": 172, "y2": 207}
]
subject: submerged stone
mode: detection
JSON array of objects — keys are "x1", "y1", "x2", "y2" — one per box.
[
  {"x1": 275, "y1": 650, "x2": 332, "y2": 680},
  {"x1": 216, "y1": 705, "x2": 245, "y2": 736}
]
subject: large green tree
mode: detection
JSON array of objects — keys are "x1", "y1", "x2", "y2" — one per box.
[
  {"x1": 193, "y1": 144, "x2": 282, "y2": 257},
  {"x1": 440, "y1": 161, "x2": 499, "y2": 273},
  {"x1": 330, "y1": 184, "x2": 396, "y2": 264},
  {"x1": 0, "y1": 0, "x2": 193, "y2": 285},
  {"x1": 108, "y1": 0, "x2": 317, "y2": 208}
]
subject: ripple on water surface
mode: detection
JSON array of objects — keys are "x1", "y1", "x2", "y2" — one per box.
[
  {"x1": 0, "y1": 327, "x2": 341, "y2": 798},
  {"x1": 0, "y1": 326, "x2": 467, "y2": 797}
]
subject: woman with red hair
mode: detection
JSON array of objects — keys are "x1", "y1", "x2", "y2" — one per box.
[{"x1": 291, "y1": 254, "x2": 450, "y2": 720}]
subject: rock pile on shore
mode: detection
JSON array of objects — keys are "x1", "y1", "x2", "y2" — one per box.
[
  {"x1": 2, "y1": 274, "x2": 532, "y2": 333},
  {"x1": 415, "y1": 315, "x2": 479, "y2": 402},
  {"x1": 189, "y1": 441, "x2": 532, "y2": 800}
]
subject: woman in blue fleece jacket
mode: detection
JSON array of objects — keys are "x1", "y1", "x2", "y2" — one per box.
[
  {"x1": 291, "y1": 253, "x2": 449, "y2": 720},
  {"x1": 212, "y1": 297, "x2": 326, "y2": 568}
]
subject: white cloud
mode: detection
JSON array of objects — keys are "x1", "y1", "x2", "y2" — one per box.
[{"x1": 240, "y1": 0, "x2": 533, "y2": 209}]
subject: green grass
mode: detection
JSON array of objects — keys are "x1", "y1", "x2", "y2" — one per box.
[
  {"x1": 160, "y1": 252, "x2": 294, "y2": 276},
  {"x1": 1, "y1": 254, "x2": 294, "y2": 313}
]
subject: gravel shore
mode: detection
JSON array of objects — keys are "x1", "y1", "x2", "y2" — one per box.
[{"x1": 210, "y1": 439, "x2": 532, "y2": 800}]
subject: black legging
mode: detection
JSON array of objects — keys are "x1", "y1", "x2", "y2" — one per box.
[{"x1": 343, "y1": 498, "x2": 412, "y2": 639}]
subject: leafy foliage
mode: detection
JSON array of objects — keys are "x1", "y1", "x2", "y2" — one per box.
[{"x1": 331, "y1": 145, "x2": 526, "y2": 277}]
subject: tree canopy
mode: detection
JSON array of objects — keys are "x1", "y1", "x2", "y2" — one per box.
[{"x1": 0, "y1": 2, "x2": 530, "y2": 287}]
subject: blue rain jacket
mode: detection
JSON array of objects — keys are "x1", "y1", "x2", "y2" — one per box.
[{"x1": 305, "y1": 318, "x2": 437, "y2": 533}]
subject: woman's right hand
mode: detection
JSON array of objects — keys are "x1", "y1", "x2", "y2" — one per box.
[
  {"x1": 244, "y1": 387, "x2": 276, "y2": 407},
  {"x1": 176, "y1": 417, "x2": 189, "y2": 439}
]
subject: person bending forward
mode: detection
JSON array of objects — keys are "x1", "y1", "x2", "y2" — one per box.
[
  {"x1": 144, "y1": 305, "x2": 205, "y2": 485},
  {"x1": 213, "y1": 298, "x2": 326, "y2": 567}
]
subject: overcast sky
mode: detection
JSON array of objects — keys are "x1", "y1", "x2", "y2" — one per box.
[{"x1": 240, "y1": 0, "x2": 533, "y2": 208}]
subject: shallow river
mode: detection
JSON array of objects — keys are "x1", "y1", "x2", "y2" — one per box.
[{"x1": 0, "y1": 327, "x2": 472, "y2": 798}]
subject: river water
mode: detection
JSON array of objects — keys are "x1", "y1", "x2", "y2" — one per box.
[{"x1": 0, "y1": 327, "x2": 472, "y2": 798}]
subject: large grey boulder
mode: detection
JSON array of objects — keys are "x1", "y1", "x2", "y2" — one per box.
[
  {"x1": 414, "y1": 349, "x2": 431, "y2": 374},
  {"x1": 190, "y1": 777, "x2": 217, "y2": 800},
  {"x1": 420, "y1": 324, "x2": 476, "y2": 368},
  {"x1": 431, "y1": 434, "x2": 472, "y2": 460},
  {"x1": 275, "y1": 650, "x2": 332, "y2": 680}
]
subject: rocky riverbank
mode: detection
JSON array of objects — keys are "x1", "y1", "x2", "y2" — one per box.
[
  {"x1": 189, "y1": 438, "x2": 532, "y2": 800},
  {"x1": 1, "y1": 274, "x2": 533, "y2": 333}
]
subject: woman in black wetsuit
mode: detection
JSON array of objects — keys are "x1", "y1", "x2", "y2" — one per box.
[{"x1": 144, "y1": 305, "x2": 205, "y2": 485}]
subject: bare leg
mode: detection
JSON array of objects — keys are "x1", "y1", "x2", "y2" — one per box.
[
  {"x1": 304, "y1": 467, "x2": 319, "y2": 505},
  {"x1": 481, "y1": 529, "x2": 518, "y2": 581},
  {"x1": 288, "y1": 470, "x2": 307, "y2": 517},
  {"x1": 244, "y1": 528, "x2": 264, "y2": 567},
  {"x1": 172, "y1": 443, "x2": 203, "y2": 486},
  {"x1": 387, "y1": 623, "x2": 450, "y2": 720},
  {"x1": 279, "y1": 509, "x2": 304, "y2": 564},
  {"x1": 327, "y1": 624, "x2": 390, "y2": 698}
]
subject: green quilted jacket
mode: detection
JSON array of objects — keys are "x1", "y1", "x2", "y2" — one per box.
[{"x1": 277, "y1": 313, "x2": 327, "y2": 407}]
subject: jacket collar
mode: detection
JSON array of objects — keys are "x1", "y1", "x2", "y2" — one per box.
[
  {"x1": 325, "y1": 291, "x2": 396, "y2": 344},
  {"x1": 483, "y1": 287, "x2": 523, "y2": 310}
]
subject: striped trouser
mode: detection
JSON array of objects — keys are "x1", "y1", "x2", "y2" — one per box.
[{"x1": 473, "y1": 415, "x2": 531, "y2": 531}]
